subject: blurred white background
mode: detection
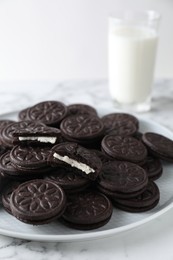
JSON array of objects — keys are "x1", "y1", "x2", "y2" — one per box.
[{"x1": 0, "y1": 0, "x2": 172, "y2": 81}]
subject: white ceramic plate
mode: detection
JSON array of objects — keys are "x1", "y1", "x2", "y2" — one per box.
[{"x1": 0, "y1": 111, "x2": 173, "y2": 242}]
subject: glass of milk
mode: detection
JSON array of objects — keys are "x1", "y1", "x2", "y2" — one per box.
[{"x1": 108, "y1": 10, "x2": 161, "y2": 112}]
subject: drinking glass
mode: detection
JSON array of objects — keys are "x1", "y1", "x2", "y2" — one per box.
[{"x1": 108, "y1": 10, "x2": 161, "y2": 112}]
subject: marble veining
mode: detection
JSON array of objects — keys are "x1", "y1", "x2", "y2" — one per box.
[{"x1": 0, "y1": 79, "x2": 173, "y2": 260}]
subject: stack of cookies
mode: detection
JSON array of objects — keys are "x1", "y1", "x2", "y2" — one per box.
[{"x1": 0, "y1": 100, "x2": 171, "y2": 230}]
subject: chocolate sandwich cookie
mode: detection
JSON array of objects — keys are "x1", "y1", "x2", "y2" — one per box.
[
  {"x1": 0, "y1": 151, "x2": 49, "y2": 179},
  {"x1": 22, "y1": 101, "x2": 68, "y2": 126},
  {"x1": 0, "y1": 148, "x2": 9, "y2": 157},
  {"x1": 0, "y1": 120, "x2": 15, "y2": 129},
  {"x1": 97, "y1": 161, "x2": 148, "y2": 199},
  {"x1": 68, "y1": 103, "x2": 98, "y2": 116},
  {"x1": 97, "y1": 184, "x2": 147, "y2": 200},
  {"x1": 0, "y1": 120, "x2": 15, "y2": 147},
  {"x1": 142, "y1": 132, "x2": 173, "y2": 162},
  {"x1": 112, "y1": 181, "x2": 160, "y2": 212},
  {"x1": 92, "y1": 149, "x2": 114, "y2": 164},
  {"x1": 10, "y1": 145, "x2": 50, "y2": 170},
  {"x1": 10, "y1": 179, "x2": 66, "y2": 225},
  {"x1": 0, "y1": 121, "x2": 40, "y2": 148},
  {"x1": 18, "y1": 107, "x2": 29, "y2": 121},
  {"x1": 61, "y1": 190, "x2": 113, "y2": 230},
  {"x1": 60, "y1": 114, "x2": 104, "y2": 144},
  {"x1": 2, "y1": 181, "x2": 21, "y2": 214},
  {"x1": 102, "y1": 113, "x2": 139, "y2": 136},
  {"x1": 0, "y1": 171, "x2": 12, "y2": 204},
  {"x1": 12, "y1": 121, "x2": 61, "y2": 145},
  {"x1": 142, "y1": 156, "x2": 163, "y2": 180},
  {"x1": 134, "y1": 131, "x2": 143, "y2": 141},
  {"x1": 0, "y1": 146, "x2": 8, "y2": 157},
  {"x1": 101, "y1": 135, "x2": 147, "y2": 164},
  {"x1": 48, "y1": 142, "x2": 102, "y2": 180},
  {"x1": 0, "y1": 151, "x2": 22, "y2": 176},
  {"x1": 45, "y1": 167, "x2": 91, "y2": 194}
]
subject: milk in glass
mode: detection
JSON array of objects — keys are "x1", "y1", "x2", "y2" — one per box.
[{"x1": 109, "y1": 26, "x2": 158, "y2": 103}]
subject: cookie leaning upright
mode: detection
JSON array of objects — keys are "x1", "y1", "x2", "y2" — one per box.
[{"x1": 142, "y1": 132, "x2": 173, "y2": 162}]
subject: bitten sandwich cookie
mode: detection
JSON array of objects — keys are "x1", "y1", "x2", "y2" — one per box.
[
  {"x1": 12, "y1": 121, "x2": 61, "y2": 145},
  {"x1": 48, "y1": 142, "x2": 102, "y2": 180}
]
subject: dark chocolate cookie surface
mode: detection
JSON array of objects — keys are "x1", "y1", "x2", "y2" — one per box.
[
  {"x1": 18, "y1": 107, "x2": 30, "y2": 121},
  {"x1": 142, "y1": 156, "x2": 163, "y2": 180},
  {"x1": 102, "y1": 113, "x2": 139, "y2": 135},
  {"x1": 0, "y1": 151, "x2": 19, "y2": 175},
  {"x1": 92, "y1": 149, "x2": 114, "y2": 164},
  {"x1": 10, "y1": 145, "x2": 50, "y2": 169},
  {"x1": 10, "y1": 179, "x2": 66, "y2": 224},
  {"x1": 142, "y1": 132, "x2": 173, "y2": 161},
  {"x1": 0, "y1": 150, "x2": 51, "y2": 178},
  {"x1": 44, "y1": 167, "x2": 91, "y2": 193},
  {"x1": 101, "y1": 135, "x2": 147, "y2": 164},
  {"x1": 68, "y1": 104, "x2": 97, "y2": 116},
  {"x1": 62, "y1": 190, "x2": 113, "y2": 229},
  {"x1": 112, "y1": 181, "x2": 160, "y2": 212},
  {"x1": 60, "y1": 114, "x2": 104, "y2": 143},
  {"x1": 97, "y1": 161, "x2": 148, "y2": 193},
  {"x1": 0, "y1": 120, "x2": 15, "y2": 129},
  {"x1": 24, "y1": 101, "x2": 68, "y2": 126},
  {"x1": 0, "y1": 120, "x2": 16, "y2": 146},
  {"x1": 2, "y1": 181, "x2": 21, "y2": 214}
]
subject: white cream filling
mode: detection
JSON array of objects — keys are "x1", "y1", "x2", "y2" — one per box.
[
  {"x1": 53, "y1": 152, "x2": 95, "y2": 174},
  {"x1": 19, "y1": 136, "x2": 57, "y2": 144}
]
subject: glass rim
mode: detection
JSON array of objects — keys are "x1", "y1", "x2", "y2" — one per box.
[{"x1": 109, "y1": 10, "x2": 161, "y2": 22}]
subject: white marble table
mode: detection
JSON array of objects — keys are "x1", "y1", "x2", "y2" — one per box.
[{"x1": 0, "y1": 79, "x2": 173, "y2": 260}]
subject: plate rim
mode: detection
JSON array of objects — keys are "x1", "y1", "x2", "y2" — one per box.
[{"x1": 0, "y1": 202, "x2": 173, "y2": 242}]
